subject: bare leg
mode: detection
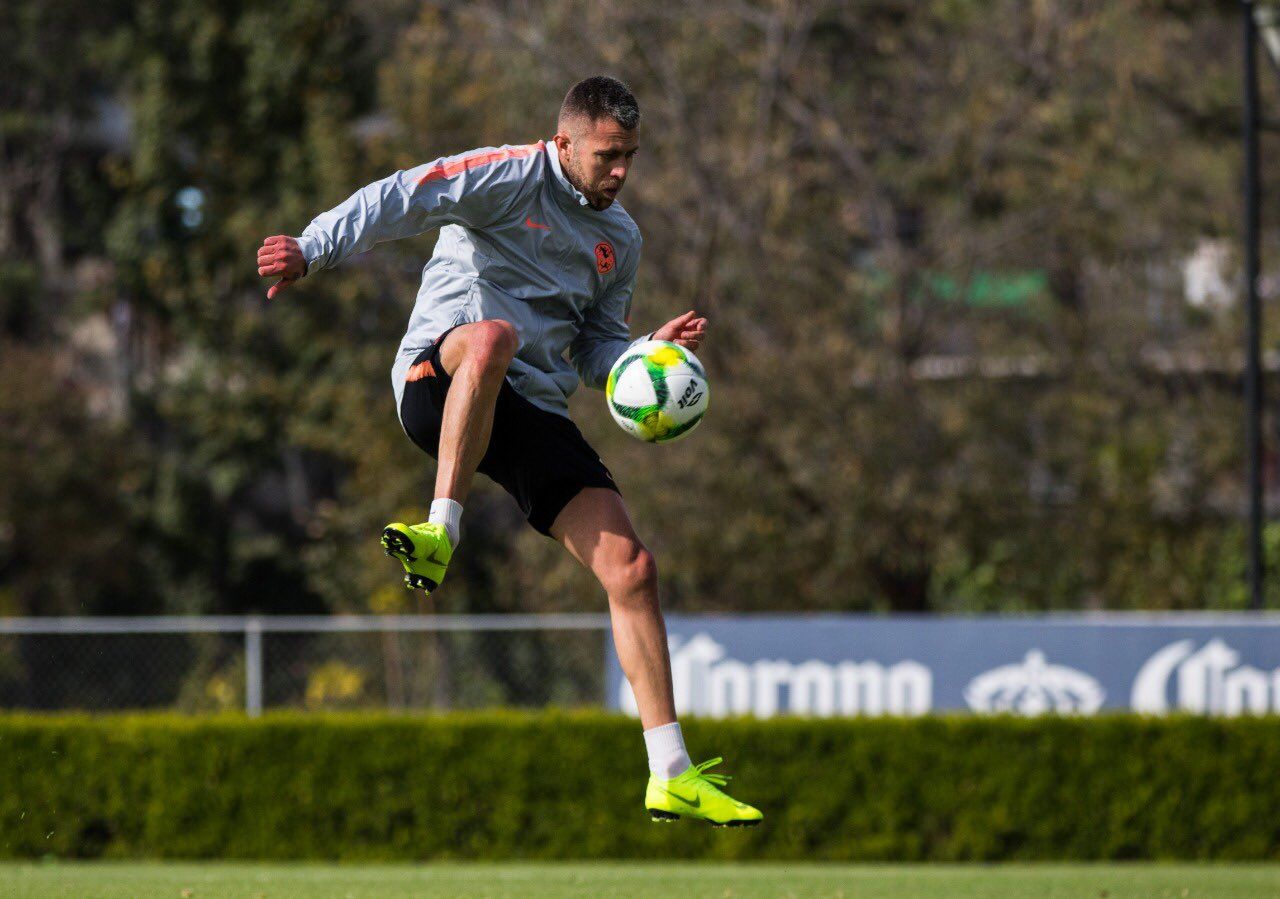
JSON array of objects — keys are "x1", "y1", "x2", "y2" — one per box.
[
  {"x1": 551, "y1": 487, "x2": 677, "y2": 730},
  {"x1": 433, "y1": 321, "x2": 518, "y2": 503}
]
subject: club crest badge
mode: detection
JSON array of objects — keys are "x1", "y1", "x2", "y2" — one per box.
[{"x1": 595, "y1": 241, "x2": 616, "y2": 274}]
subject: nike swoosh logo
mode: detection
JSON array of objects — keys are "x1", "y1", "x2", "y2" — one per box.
[
  {"x1": 663, "y1": 788, "x2": 699, "y2": 807},
  {"x1": 524, "y1": 217, "x2": 551, "y2": 231}
]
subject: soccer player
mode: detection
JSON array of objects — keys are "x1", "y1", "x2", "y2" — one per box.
[{"x1": 255, "y1": 77, "x2": 760, "y2": 827}]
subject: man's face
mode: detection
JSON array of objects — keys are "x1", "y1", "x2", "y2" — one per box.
[{"x1": 554, "y1": 116, "x2": 639, "y2": 210}]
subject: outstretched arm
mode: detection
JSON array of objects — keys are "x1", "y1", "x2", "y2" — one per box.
[{"x1": 255, "y1": 144, "x2": 536, "y2": 300}]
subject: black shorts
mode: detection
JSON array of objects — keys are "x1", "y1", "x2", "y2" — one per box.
[{"x1": 399, "y1": 330, "x2": 619, "y2": 536}]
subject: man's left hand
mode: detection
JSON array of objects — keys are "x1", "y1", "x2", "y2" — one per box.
[{"x1": 652, "y1": 310, "x2": 708, "y2": 352}]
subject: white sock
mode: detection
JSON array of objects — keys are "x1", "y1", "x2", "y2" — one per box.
[
  {"x1": 428, "y1": 498, "x2": 463, "y2": 547},
  {"x1": 643, "y1": 721, "x2": 692, "y2": 780}
]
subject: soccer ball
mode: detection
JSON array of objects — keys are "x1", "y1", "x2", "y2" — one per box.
[{"x1": 605, "y1": 340, "x2": 710, "y2": 443}]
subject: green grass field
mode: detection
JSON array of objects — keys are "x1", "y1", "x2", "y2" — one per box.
[{"x1": 3, "y1": 862, "x2": 1279, "y2": 899}]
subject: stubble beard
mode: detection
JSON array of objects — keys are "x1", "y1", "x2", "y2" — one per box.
[{"x1": 562, "y1": 151, "x2": 612, "y2": 210}]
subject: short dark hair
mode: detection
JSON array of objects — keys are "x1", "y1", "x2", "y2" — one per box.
[{"x1": 560, "y1": 76, "x2": 640, "y2": 131}]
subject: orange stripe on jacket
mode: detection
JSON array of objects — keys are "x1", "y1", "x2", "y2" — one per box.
[{"x1": 415, "y1": 141, "x2": 546, "y2": 186}]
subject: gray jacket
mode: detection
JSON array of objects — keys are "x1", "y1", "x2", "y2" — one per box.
[{"x1": 295, "y1": 140, "x2": 645, "y2": 419}]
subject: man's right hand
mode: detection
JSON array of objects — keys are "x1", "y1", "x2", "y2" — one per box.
[{"x1": 256, "y1": 235, "x2": 307, "y2": 300}]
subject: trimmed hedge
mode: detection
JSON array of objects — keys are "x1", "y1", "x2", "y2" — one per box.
[{"x1": 1, "y1": 712, "x2": 1278, "y2": 860}]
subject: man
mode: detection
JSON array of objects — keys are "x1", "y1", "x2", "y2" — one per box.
[{"x1": 255, "y1": 77, "x2": 760, "y2": 827}]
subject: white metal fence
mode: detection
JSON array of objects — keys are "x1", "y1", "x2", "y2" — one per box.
[{"x1": 0, "y1": 615, "x2": 612, "y2": 716}]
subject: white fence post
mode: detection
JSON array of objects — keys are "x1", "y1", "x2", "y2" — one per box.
[{"x1": 245, "y1": 616, "x2": 263, "y2": 718}]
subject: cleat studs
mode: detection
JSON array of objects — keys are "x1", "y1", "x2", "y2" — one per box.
[
  {"x1": 381, "y1": 528, "x2": 416, "y2": 561},
  {"x1": 406, "y1": 574, "x2": 439, "y2": 592}
]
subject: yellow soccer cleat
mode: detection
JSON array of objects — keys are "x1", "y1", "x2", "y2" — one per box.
[
  {"x1": 380, "y1": 522, "x2": 452, "y2": 593},
  {"x1": 645, "y1": 757, "x2": 763, "y2": 827}
]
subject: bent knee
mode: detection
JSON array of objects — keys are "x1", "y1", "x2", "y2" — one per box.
[
  {"x1": 471, "y1": 320, "x2": 519, "y2": 366},
  {"x1": 602, "y1": 545, "x2": 658, "y2": 602},
  {"x1": 450, "y1": 319, "x2": 518, "y2": 377}
]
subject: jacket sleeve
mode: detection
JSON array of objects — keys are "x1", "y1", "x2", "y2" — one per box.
[
  {"x1": 295, "y1": 145, "x2": 535, "y2": 274},
  {"x1": 570, "y1": 237, "x2": 649, "y2": 390}
]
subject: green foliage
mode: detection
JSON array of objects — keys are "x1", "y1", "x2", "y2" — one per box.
[
  {"x1": 3, "y1": 1, "x2": 1279, "y2": 615},
  {"x1": 2, "y1": 713, "x2": 1280, "y2": 861},
  {"x1": 0, "y1": 344, "x2": 152, "y2": 615}
]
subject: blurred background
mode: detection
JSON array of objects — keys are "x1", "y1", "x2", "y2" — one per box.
[{"x1": 3, "y1": 0, "x2": 1280, "y2": 713}]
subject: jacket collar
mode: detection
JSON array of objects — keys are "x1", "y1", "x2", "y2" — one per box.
[{"x1": 546, "y1": 140, "x2": 595, "y2": 211}]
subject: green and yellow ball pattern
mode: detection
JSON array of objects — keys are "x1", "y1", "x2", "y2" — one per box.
[{"x1": 606, "y1": 340, "x2": 710, "y2": 443}]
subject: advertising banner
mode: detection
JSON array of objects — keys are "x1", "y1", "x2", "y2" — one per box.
[{"x1": 605, "y1": 615, "x2": 1280, "y2": 718}]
